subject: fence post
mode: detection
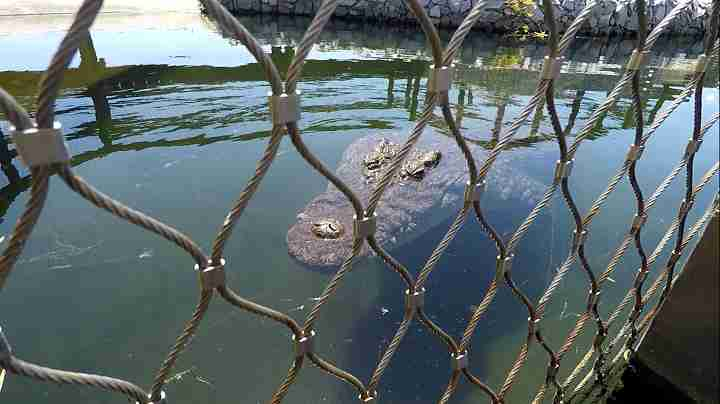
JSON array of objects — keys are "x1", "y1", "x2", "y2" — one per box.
[{"x1": 635, "y1": 210, "x2": 719, "y2": 402}]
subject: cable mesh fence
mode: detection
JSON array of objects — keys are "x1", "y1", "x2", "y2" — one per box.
[{"x1": 0, "y1": 0, "x2": 718, "y2": 402}]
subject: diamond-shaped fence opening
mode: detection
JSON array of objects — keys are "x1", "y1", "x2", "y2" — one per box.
[{"x1": 0, "y1": 0, "x2": 718, "y2": 403}]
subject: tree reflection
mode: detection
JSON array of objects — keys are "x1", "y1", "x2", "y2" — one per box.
[{"x1": 0, "y1": 26, "x2": 713, "y2": 221}]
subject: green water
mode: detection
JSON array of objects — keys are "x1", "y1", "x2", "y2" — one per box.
[{"x1": 0, "y1": 12, "x2": 718, "y2": 404}]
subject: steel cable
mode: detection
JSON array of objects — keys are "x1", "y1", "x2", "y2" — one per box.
[
  {"x1": 520, "y1": 2, "x2": 708, "y2": 400},
  {"x1": 0, "y1": 0, "x2": 716, "y2": 402},
  {"x1": 565, "y1": 162, "x2": 719, "y2": 397}
]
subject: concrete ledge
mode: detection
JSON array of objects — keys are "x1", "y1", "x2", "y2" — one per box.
[{"x1": 637, "y1": 213, "x2": 719, "y2": 403}]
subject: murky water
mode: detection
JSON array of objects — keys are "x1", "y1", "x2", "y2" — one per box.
[{"x1": 0, "y1": 12, "x2": 718, "y2": 404}]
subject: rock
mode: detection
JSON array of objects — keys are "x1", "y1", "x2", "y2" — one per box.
[
  {"x1": 229, "y1": 0, "x2": 710, "y2": 36},
  {"x1": 295, "y1": 1, "x2": 308, "y2": 14},
  {"x1": 233, "y1": 0, "x2": 246, "y2": 10},
  {"x1": 429, "y1": 5, "x2": 442, "y2": 18}
]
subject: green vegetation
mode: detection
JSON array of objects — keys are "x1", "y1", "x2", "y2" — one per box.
[{"x1": 505, "y1": 0, "x2": 548, "y2": 41}]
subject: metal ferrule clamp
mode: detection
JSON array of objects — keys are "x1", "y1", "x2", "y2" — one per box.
[
  {"x1": 137, "y1": 391, "x2": 167, "y2": 404},
  {"x1": 464, "y1": 180, "x2": 486, "y2": 203},
  {"x1": 359, "y1": 390, "x2": 378, "y2": 402},
  {"x1": 553, "y1": 159, "x2": 574, "y2": 183},
  {"x1": 625, "y1": 144, "x2": 645, "y2": 162},
  {"x1": 495, "y1": 255, "x2": 513, "y2": 282},
  {"x1": 354, "y1": 212, "x2": 377, "y2": 239},
  {"x1": 668, "y1": 249, "x2": 682, "y2": 265},
  {"x1": 545, "y1": 361, "x2": 560, "y2": 385},
  {"x1": 694, "y1": 54, "x2": 708, "y2": 74},
  {"x1": 268, "y1": 91, "x2": 301, "y2": 125},
  {"x1": 529, "y1": 317, "x2": 542, "y2": 336},
  {"x1": 635, "y1": 268, "x2": 649, "y2": 285},
  {"x1": 10, "y1": 122, "x2": 70, "y2": 168},
  {"x1": 683, "y1": 138, "x2": 702, "y2": 159},
  {"x1": 587, "y1": 290, "x2": 601, "y2": 310},
  {"x1": 405, "y1": 288, "x2": 426, "y2": 311},
  {"x1": 678, "y1": 198, "x2": 694, "y2": 218},
  {"x1": 292, "y1": 330, "x2": 315, "y2": 358},
  {"x1": 626, "y1": 49, "x2": 649, "y2": 71},
  {"x1": 572, "y1": 229, "x2": 587, "y2": 252},
  {"x1": 540, "y1": 56, "x2": 563, "y2": 80},
  {"x1": 428, "y1": 64, "x2": 454, "y2": 104},
  {"x1": 629, "y1": 214, "x2": 647, "y2": 235},
  {"x1": 195, "y1": 259, "x2": 226, "y2": 291},
  {"x1": 451, "y1": 351, "x2": 469, "y2": 370}
]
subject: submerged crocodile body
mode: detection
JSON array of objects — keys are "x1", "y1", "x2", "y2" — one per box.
[{"x1": 287, "y1": 132, "x2": 548, "y2": 267}]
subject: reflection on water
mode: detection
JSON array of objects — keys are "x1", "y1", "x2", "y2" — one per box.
[{"x1": 0, "y1": 12, "x2": 718, "y2": 404}]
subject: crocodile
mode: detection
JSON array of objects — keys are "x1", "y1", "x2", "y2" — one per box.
[{"x1": 287, "y1": 132, "x2": 549, "y2": 267}]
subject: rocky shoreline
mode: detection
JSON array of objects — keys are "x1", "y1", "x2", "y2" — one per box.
[{"x1": 219, "y1": 0, "x2": 713, "y2": 37}]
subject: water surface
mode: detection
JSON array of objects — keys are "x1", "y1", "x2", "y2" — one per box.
[{"x1": 0, "y1": 12, "x2": 718, "y2": 404}]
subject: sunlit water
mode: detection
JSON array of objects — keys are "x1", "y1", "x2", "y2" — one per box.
[{"x1": 1, "y1": 11, "x2": 718, "y2": 404}]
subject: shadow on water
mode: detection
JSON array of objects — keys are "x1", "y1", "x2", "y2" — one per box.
[
  {"x1": 339, "y1": 189, "x2": 570, "y2": 402},
  {"x1": 2, "y1": 21, "x2": 714, "y2": 221}
]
